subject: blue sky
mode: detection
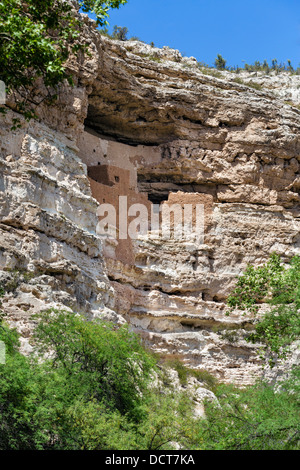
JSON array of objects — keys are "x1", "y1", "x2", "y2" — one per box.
[{"x1": 92, "y1": 0, "x2": 300, "y2": 68}]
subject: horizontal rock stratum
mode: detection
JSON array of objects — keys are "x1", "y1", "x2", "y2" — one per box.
[{"x1": 0, "y1": 17, "x2": 299, "y2": 384}]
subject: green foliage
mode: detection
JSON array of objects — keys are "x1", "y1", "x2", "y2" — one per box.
[
  {"x1": 134, "y1": 390, "x2": 196, "y2": 451},
  {"x1": 199, "y1": 57, "x2": 300, "y2": 77},
  {"x1": 0, "y1": 0, "x2": 127, "y2": 118},
  {"x1": 198, "y1": 66, "x2": 222, "y2": 78},
  {"x1": 0, "y1": 317, "x2": 20, "y2": 356},
  {"x1": 0, "y1": 0, "x2": 77, "y2": 117},
  {"x1": 218, "y1": 328, "x2": 239, "y2": 344},
  {"x1": 134, "y1": 52, "x2": 162, "y2": 63},
  {"x1": 0, "y1": 321, "x2": 47, "y2": 450},
  {"x1": 227, "y1": 254, "x2": 300, "y2": 364},
  {"x1": 233, "y1": 77, "x2": 263, "y2": 91},
  {"x1": 227, "y1": 254, "x2": 299, "y2": 312},
  {"x1": 214, "y1": 54, "x2": 227, "y2": 70},
  {"x1": 0, "y1": 269, "x2": 37, "y2": 296},
  {"x1": 0, "y1": 309, "x2": 195, "y2": 450},
  {"x1": 189, "y1": 369, "x2": 219, "y2": 392},
  {"x1": 285, "y1": 100, "x2": 300, "y2": 110},
  {"x1": 162, "y1": 358, "x2": 218, "y2": 392},
  {"x1": 163, "y1": 358, "x2": 190, "y2": 386},
  {"x1": 79, "y1": 0, "x2": 127, "y2": 26},
  {"x1": 193, "y1": 368, "x2": 300, "y2": 450},
  {"x1": 232, "y1": 59, "x2": 300, "y2": 75},
  {"x1": 112, "y1": 25, "x2": 128, "y2": 41},
  {"x1": 99, "y1": 24, "x2": 131, "y2": 41},
  {"x1": 32, "y1": 309, "x2": 156, "y2": 420},
  {"x1": 243, "y1": 59, "x2": 271, "y2": 74},
  {"x1": 98, "y1": 26, "x2": 112, "y2": 37},
  {"x1": 147, "y1": 55, "x2": 162, "y2": 63},
  {"x1": 246, "y1": 80, "x2": 263, "y2": 91},
  {"x1": 1, "y1": 307, "x2": 299, "y2": 450}
]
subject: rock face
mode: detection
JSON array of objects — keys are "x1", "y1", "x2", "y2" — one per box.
[
  {"x1": 0, "y1": 110, "x2": 124, "y2": 353},
  {"x1": 0, "y1": 21, "x2": 299, "y2": 384}
]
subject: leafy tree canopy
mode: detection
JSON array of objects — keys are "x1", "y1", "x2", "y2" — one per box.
[
  {"x1": 80, "y1": 0, "x2": 127, "y2": 25},
  {"x1": 227, "y1": 254, "x2": 300, "y2": 364},
  {"x1": 214, "y1": 53, "x2": 226, "y2": 70},
  {"x1": 0, "y1": 302, "x2": 299, "y2": 450},
  {"x1": 192, "y1": 368, "x2": 300, "y2": 450},
  {"x1": 0, "y1": 309, "x2": 195, "y2": 450},
  {"x1": 0, "y1": 0, "x2": 127, "y2": 119}
]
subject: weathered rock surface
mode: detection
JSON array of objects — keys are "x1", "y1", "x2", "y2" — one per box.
[
  {"x1": 0, "y1": 110, "x2": 124, "y2": 354},
  {"x1": 0, "y1": 19, "x2": 299, "y2": 384}
]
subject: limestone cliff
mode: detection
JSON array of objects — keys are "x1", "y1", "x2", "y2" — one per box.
[{"x1": 0, "y1": 16, "x2": 299, "y2": 384}]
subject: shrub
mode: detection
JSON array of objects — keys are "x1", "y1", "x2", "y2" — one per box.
[
  {"x1": 0, "y1": 1, "x2": 128, "y2": 120},
  {"x1": 193, "y1": 368, "x2": 300, "y2": 450},
  {"x1": 227, "y1": 254, "x2": 300, "y2": 365},
  {"x1": 163, "y1": 357, "x2": 218, "y2": 392},
  {"x1": 0, "y1": 309, "x2": 195, "y2": 450},
  {"x1": 214, "y1": 54, "x2": 227, "y2": 70}
]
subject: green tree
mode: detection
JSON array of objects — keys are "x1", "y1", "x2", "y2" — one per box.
[
  {"x1": 0, "y1": 320, "x2": 48, "y2": 449},
  {"x1": 112, "y1": 25, "x2": 128, "y2": 41},
  {"x1": 79, "y1": 0, "x2": 127, "y2": 24},
  {"x1": 287, "y1": 59, "x2": 294, "y2": 72},
  {"x1": 0, "y1": 309, "x2": 196, "y2": 450},
  {"x1": 214, "y1": 54, "x2": 227, "y2": 70},
  {"x1": 32, "y1": 309, "x2": 156, "y2": 419},
  {"x1": 0, "y1": 0, "x2": 127, "y2": 119},
  {"x1": 188, "y1": 253, "x2": 300, "y2": 451},
  {"x1": 227, "y1": 254, "x2": 300, "y2": 365},
  {"x1": 193, "y1": 368, "x2": 300, "y2": 450}
]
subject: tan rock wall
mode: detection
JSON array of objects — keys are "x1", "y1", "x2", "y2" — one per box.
[{"x1": 77, "y1": 35, "x2": 300, "y2": 384}]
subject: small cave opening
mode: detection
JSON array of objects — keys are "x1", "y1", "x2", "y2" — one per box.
[{"x1": 147, "y1": 193, "x2": 170, "y2": 205}]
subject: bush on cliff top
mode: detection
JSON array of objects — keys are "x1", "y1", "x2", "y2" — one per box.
[{"x1": 0, "y1": 309, "x2": 195, "y2": 450}]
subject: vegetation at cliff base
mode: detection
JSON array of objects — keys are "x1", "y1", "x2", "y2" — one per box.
[
  {"x1": 0, "y1": 309, "x2": 195, "y2": 450},
  {"x1": 227, "y1": 253, "x2": 300, "y2": 366},
  {"x1": 0, "y1": 256, "x2": 299, "y2": 450},
  {"x1": 0, "y1": 303, "x2": 299, "y2": 450},
  {"x1": 189, "y1": 254, "x2": 300, "y2": 450}
]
